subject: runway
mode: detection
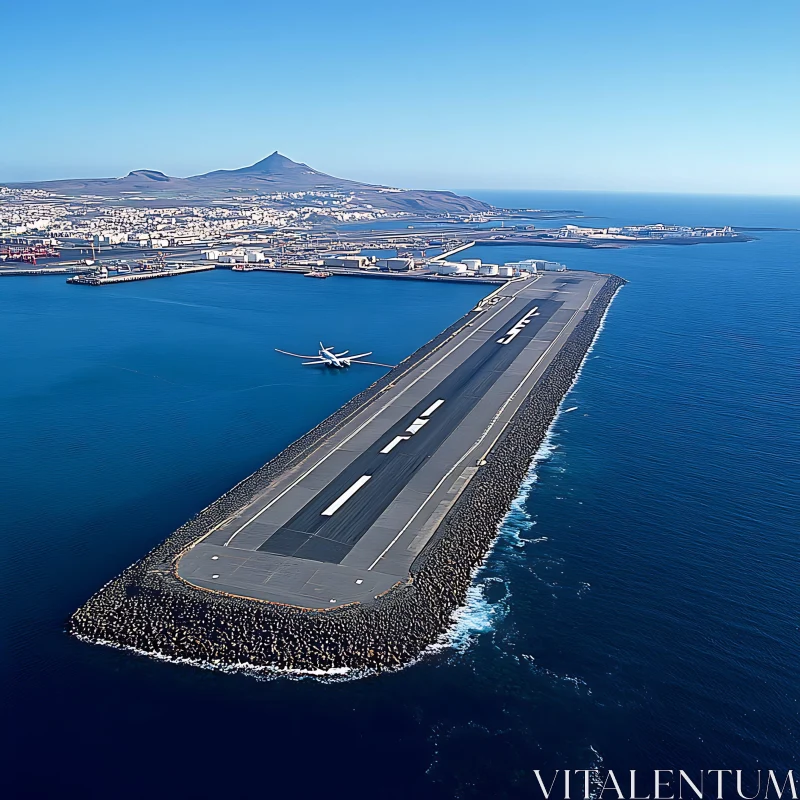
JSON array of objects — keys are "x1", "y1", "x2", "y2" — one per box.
[{"x1": 176, "y1": 271, "x2": 608, "y2": 608}]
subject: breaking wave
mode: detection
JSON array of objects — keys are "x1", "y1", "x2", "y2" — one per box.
[{"x1": 431, "y1": 284, "x2": 624, "y2": 657}]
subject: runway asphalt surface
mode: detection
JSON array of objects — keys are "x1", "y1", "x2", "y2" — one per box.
[
  {"x1": 259, "y1": 297, "x2": 559, "y2": 564},
  {"x1": 176, "y1": 271, "x2": 607, "y2": 608}
]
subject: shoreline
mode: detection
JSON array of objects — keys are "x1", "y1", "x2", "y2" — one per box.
[{"x1": 68, "y1": 274, "x2": 626, "y2": 673}]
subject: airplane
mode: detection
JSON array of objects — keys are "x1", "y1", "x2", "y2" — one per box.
[{"x1": 275, "y1": 342, "x2": 394, "y2": 368}]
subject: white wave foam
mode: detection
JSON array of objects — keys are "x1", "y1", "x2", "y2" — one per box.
[
  {"x1": 520, "y1": 653, "x2": 591, "y2": 694},
  {"x1": 72, "y1": 632, "x2": 371, "y2": 683},
  {"x1": 588, "y1": 745, "x2": 605, "y2": 799},
  {"x1": 423, "y1": 284, "x2": 626, "y2": 660},
  {"x1": 426, "y1": 576, "x2": 511, "y2": 657}
]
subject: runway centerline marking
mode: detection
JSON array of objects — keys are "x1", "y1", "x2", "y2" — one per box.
[
  {"x1": 222, "y1": 277, "x2": 537, "y2": 546},
  {"x1": 406, "y1": 417, "x2": 429, "y2": 434},
  {"x1": 321, "y1": 475, "x2": 372, "y2": 516},
  {"x1": 368, "y1": 282, "x2": 600, "y2": 571},
  {"x1": 380, "y1": 436, "x2": 409, "y2": 454},
  {"x1": 421, "y1": 399, "x2": 445, "y2": 417}
]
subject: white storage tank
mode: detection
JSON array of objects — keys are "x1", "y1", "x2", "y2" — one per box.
[
  {"x1": 386, "y1": 257, "x2": 414, "y2": 271},
  {"x1": 461, "y1": 258, "x2": 481, "y2": 270},
  {"x1": 479, "y1": 264, "x2": 499, "y2": 276},
  {"x1": 436, "y1": 262, "x2": 467, "y2": 275},
  {"x1": 498, "y1": 265, "x2": 514, "y2": 277}
]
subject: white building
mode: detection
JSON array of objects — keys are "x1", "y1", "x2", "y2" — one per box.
[
  {"x1": 479, "y1": 264, "x2": 499, "y2": 276},
  {"x1": 94, "y1": 232, "x2": 128, "y2": 246},
  {"x1": 501, "y1": 259, "x2": 565, "y2": 274},
  {"x1": 379, "y1": 257, "x2": 414, "y2": 271},
  {"x1": 435, "y1": 261, "x2": 467, "y2": 276},
  {"x1": 503, "y1": 259, "x2": 537, "y2": 274},
  {"x1": 323, "y1": 255, "x2": 370, "y2": 270}
]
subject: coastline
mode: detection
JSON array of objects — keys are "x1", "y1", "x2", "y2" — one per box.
[{"x1": 68, "y1": 274, "x2": 626, "y2": 673}]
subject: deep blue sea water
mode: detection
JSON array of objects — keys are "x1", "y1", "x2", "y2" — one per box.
[{"x1": 1, "y1": 193, "x2": 798, "y2": 799}]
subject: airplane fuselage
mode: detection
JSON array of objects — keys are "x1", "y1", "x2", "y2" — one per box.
[
  {"x1": 320, "y1": 345, "x2": 349, "y2": 368},
  {"x1": 276, "y1": 342, "x2": 378, "y2": 368}
]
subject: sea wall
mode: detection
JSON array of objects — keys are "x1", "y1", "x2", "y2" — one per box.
[{"x1": 68, "y1": 275, "x2": 626, "y2": 673}]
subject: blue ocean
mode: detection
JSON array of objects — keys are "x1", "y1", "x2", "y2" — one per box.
[{"x1": 1, "y1": 192, "x2": 798, "y2": 798}]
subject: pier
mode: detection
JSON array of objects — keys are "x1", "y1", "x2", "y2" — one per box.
[
  {"x1": 1, "y1": 266, "x2": 93, "y2": 277},
  {"x1": 231, "y1": 263, "x2": 508, "y2": 284},
  {"x1": 429, "y1": 241, "x2": 476, "y2": 261},
  {"x1": 70, "y1": 270, "x2": 625, "y2": 672},
  {"x1": 67, "y1": 263, "x2": 215, "y2": 285}
]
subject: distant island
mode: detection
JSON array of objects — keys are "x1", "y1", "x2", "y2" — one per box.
[{"x1": 8, "y1": 151, "x2": 490, "y2": 215}]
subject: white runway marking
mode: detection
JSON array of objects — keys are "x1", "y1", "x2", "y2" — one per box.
[
  {"x1": 368, "y1": 282, "x2": 601, "y2": 571},
  {"x1": 321, "y1": 475, "x2": 372, "y2": 516},
  {"x1": 421, "y1": 399, "x2": 445, "y2": 417},
  {"x1": 497, "y1": 307, "x2": 538, "y2": 345},
  {"x1": 380, "y1": 436, "x2": 409, "y2": 454},
  {"x1": 223, "y1": 280, "x2": 534, "y2": 546},
  {"x1": 406, "y1": 417, "x2": 430, "y2": 434}
]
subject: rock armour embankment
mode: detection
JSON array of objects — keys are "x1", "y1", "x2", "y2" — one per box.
[{"x1": 68, "y1": 275, "x2": 625, "y2": 672}]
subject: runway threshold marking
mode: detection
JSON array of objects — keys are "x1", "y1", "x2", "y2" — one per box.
[
  {"x1": 222, "y1": 280, "x2": 534, "y2": 547},
  {"x1": 321, "y1": 475, "x2": 372, "y2": 516},
  {"x1": 380, "y1": 436, "x2": 410, "y2": 454}
]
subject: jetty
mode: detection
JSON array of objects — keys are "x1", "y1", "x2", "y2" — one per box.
[
  {"x1": 67, "y1": 264, "x2": 214, "y2": 285},
  {"x1": 1, "y1": 266, "x2": 93, "y2": 277},
  {"x1": 70, "y1": 270, "x2": 625, "y2": 673}
]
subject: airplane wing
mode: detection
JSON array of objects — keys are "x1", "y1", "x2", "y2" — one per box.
[
  {"x1": 275, "y1": 348, "x2": 319, "y2": 359},
  {"x1": 334, "y1": 350, "x2": 350, "y2": 357},
  {"x1": 347, "y1": 351, "x2": 373, "y2": 360},
  {"x1": 350, "y1": 359, "x2": 396, "y2": 368},
  {"x1": 302, "y1": 360, "x2": 327, "y2": 365}
]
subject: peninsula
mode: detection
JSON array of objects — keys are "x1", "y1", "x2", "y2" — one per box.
[{"x1": 69, "y1": 269, "x2": 625, "y2": 672}]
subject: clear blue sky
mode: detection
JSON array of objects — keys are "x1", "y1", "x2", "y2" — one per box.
[{"x1": 3, "y1": 0, "x2": 798, "y2": 194}]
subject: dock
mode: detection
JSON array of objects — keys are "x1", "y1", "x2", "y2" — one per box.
[
  {"x1": 224, "y1": 263, "x2": 508, "y2": 284},
  {"x1": 66, "y1": 263, "x2": 215, "y2": 285},
  {"x1": 0, "y1": 266, "x2": 93, "y2": 277}
]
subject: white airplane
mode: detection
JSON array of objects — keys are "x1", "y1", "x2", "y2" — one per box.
[{"x1": 275, "y1": 342, "x2": 394, "y2": 368}]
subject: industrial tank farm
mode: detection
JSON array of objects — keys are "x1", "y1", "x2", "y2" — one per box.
[{"x1": 68, "y1": 272, "x2": 626, "y2": 674}]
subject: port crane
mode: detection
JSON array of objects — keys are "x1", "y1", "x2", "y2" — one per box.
[
  {"x1": 275, "y1": 343, "x2": 394, "y2": 368},
  {"x1": 0, "y1": 245, "x2": 60, "y2": 265}
]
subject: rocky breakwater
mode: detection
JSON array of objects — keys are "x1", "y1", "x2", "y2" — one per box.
[{"x1": 69, "y1": 275, "x2": 626, "y2": 674}]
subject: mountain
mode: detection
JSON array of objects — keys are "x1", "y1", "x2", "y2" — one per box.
[{"x1": 9, "y1": 152, "x2": 490, "y2": 214}]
